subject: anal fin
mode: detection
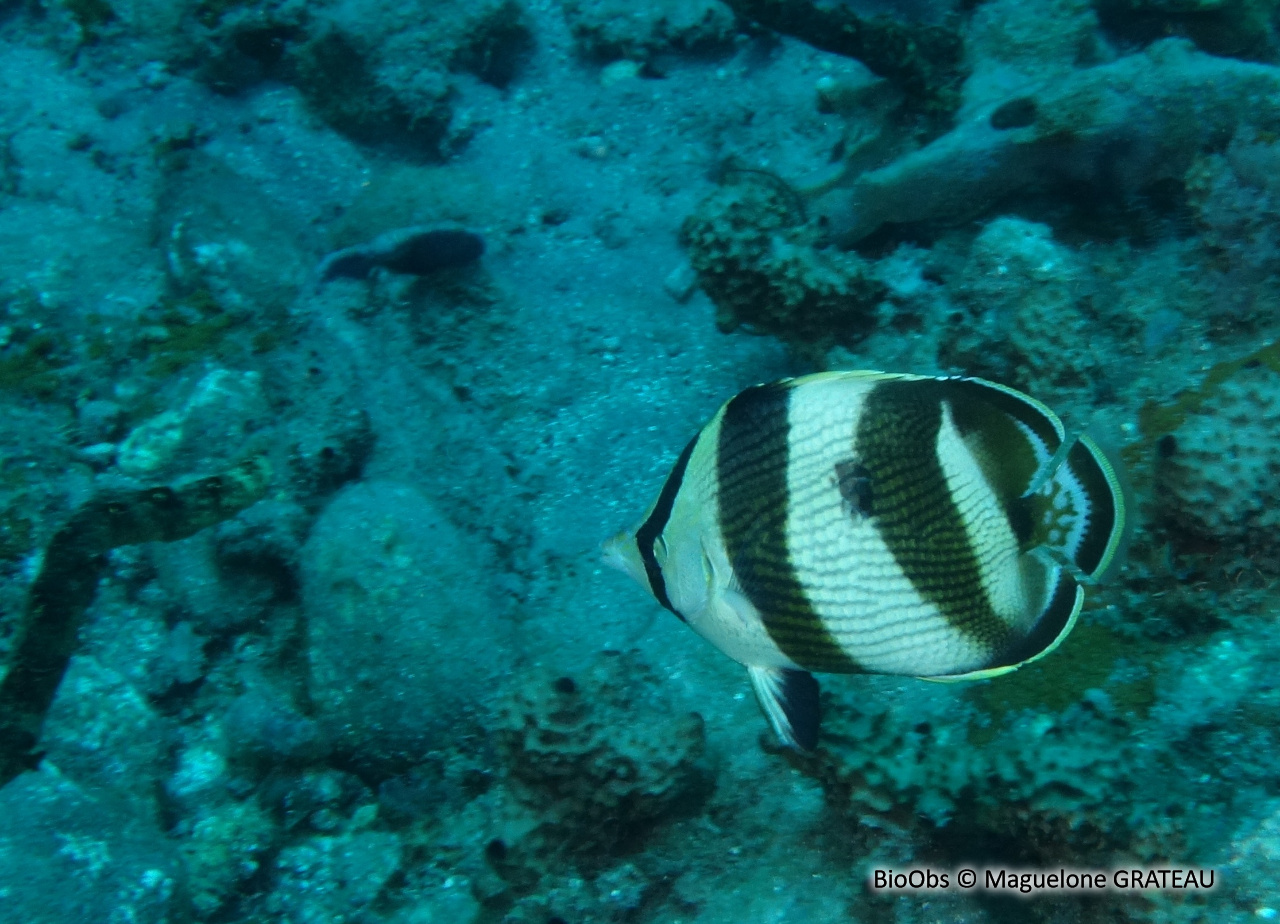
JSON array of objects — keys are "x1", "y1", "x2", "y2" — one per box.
[
  {"x1": 747, "y1": 666, "x2": 820, "y2": 752},
  {"x1": 922, "y1": 571, "x2": 1084, "y2": 683}
]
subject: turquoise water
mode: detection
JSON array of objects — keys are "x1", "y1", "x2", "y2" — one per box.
[{"x1": 0, "y1": 0, "x2": 1277, "y2": 921}]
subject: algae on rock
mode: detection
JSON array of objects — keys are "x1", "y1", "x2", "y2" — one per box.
[
  {"x1": 289, "y1": 0, "x2": 535, "y2": 154},
  {"x1": 561, "y1": 0, "x2": 736, "y2": 62},
  {"x1": 1095, "y1": 0, "x2": 1280, "y2": 61}
]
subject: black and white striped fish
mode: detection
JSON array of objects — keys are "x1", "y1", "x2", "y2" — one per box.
[{"x1": 604, "y1": 371, "x2": 1128, "y2": 751}]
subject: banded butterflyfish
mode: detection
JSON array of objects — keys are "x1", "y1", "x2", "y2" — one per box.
[{"x1": 604, "y1": 371, "x2": 1128, "y2": 752}]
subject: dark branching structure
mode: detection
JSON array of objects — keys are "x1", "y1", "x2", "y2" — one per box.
[{"x1": 0, "y1": 457, "x2": 270, "y2": 787}]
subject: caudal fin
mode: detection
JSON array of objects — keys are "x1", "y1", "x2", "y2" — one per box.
[{"x1": 1044, "y1": 434, "x2": 1129, "y2": 583}]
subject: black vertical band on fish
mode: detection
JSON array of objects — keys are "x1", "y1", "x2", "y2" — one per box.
[
  {"x1": 943, "y1": 377, "x2": 1060, "y2": 515},
  {"x1": 856, "y1": 381, "x2": 1015, "y2": 651},
  {"x1": 634, "y1": 436, "x2": 699, "y2": 621},
  {"x1": 717, "y1": 384, "x2": 858, "y2": 672}
]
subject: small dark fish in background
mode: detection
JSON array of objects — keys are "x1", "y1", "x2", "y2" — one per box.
[{"x1": 320, "y1": 226, "x2": 485, "y2": 281}]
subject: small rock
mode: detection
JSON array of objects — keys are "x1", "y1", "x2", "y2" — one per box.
[
  {"x1": 117, "y1": 410, "x2": 184, "y2": 476},
  {"x1": 116, "y1": 368, "x2": 270, "y2": 479},
  {"x1": 78, "y1": 442, "x2": 117, "y2": 468},
  {"x1": 302, "y1": 481, "x2": 515, "y2": 771},
  {"x1": 0, "y1": 769, "x2": 186, "y2": 924},
  {"x1": 77, "y1": 399, "x2": 123, "y2": 443},
  {"x1": 662, "y1": 261, "x2": 699, "y2": 303},
  {"x1": 266, "y1": 831, "x2": 403, "y2": 922},
  {"x1": 601, "y1": 59, "x2": 642, "y2": 87}
]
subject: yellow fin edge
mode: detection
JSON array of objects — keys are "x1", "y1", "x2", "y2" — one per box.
[
  {"x1": 1075, "y1": 432, "x2": 1133, "y2": 584},
  {"x1": 918, "y1": 584, "x2": 1085, "y2": 684}
]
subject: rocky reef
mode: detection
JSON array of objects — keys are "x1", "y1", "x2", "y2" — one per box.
[
  {"x1": 816, "y1": 38, "x2": 1280, "y2": 246},
  {"x1": 5, "y1": 0, "x2": 1280, "y2": 921}
]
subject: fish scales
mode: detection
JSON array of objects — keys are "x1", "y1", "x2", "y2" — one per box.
[
  {"x1": 789, "y1": 378, "x2": 1015, "y2": 673},
  {"x1": 864, "y1": 385, "x2": 1021, "y2": 650},
  {"x1": 717, "y1": 383, "x2": 857, "y2": 672},
  {"x1": 605, "y1": 370, "x2": 1128, "y2": 750}
]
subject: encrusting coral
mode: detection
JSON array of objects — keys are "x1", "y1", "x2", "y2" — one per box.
[
  {"x1": 950, "y1": 217, "x2": 1099, "y2": 390},
  {"x1": 681, "y1": 176, "x2": 885, "y2": 354},
  {"x1": 1155, "y1": 363, "x2": 1280, "y2": 564},
  {"x1": 494, "y1": 654, "x2": 712, "y2": 855}
]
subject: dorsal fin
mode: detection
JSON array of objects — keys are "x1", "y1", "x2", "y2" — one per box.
[{"x1": 936, "y1": 377, "x2": 1127, "y2": 581}]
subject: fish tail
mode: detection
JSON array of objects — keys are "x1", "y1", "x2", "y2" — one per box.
[{"x1": 1035, "y1": 432, "x2": 1130, "y2": 583}]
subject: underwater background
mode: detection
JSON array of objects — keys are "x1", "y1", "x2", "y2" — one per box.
[{"x1": 0, "y1": 0, "x2": 1279, "y2": 920}]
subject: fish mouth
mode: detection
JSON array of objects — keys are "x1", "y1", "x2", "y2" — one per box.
[
  {"x1": 601, "y1": 530, "x2": 649, "y2": 588},
  {"x1": 600, "y1": 531, "x2": 630, "y2": 572}
]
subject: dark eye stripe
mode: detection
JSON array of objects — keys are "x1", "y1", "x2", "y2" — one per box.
[{"x1": 635, "y1": 435, "x2": 699, "y2": 622}]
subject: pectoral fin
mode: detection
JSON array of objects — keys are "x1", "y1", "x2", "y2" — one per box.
[{"x1": 747, "y1": 665, "x2": 821, "y2": 751}]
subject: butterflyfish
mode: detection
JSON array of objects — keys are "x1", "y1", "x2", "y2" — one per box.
[{"x1": 604, "y1": 371, "x2": 1128, "y2": 751}]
